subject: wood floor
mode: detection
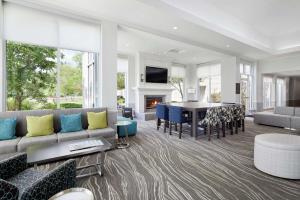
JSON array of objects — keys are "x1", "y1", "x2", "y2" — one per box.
[{"x1": 40, "y1": 119, "x2": 300, "y2": 200}]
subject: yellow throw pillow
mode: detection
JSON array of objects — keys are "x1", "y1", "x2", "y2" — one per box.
[
  {"x1": 87, "y1": 111, "x2": 108, "y2": 130},
  {"x1": 26, "y1": 114, "x2": 54, "y2": 137}
]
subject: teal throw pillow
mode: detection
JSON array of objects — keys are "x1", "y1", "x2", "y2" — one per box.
[
  {"x1": 0, "y1": 118, "x2": 17, "y2": 140},
  {"x1": 60, "y1": 113, "x2": 83, "y2": 133}
]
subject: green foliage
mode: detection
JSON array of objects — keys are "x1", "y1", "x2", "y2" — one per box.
[
  {"x1": 60, "y1": 103, "x2": 82, "y2": 109},
  {"x1": 41, "y1": 102, "x2": 57, "y2": 109},
  {"x1": 6, "y1": 41, "x2": 57, "y2": 110},
  {"x1": 60, "y1": 64, "x2": 82, "y2": 96},
  {"x1": 117, "y1": 96, "x2": 125, "y2": 105},
  {"x1": 117, "y1": 73, "x2": 125, "y2": 90}
]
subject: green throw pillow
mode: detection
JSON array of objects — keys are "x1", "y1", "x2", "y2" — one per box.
[
  {"x1": 26, "y1": 114, "x2": 54, "y2": 137},
  {"x1": 87, "y1": 111, "x2": 108, "y2": 130}
]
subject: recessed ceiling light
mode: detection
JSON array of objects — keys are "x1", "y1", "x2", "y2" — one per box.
[
  {"x1": 226, "y1": 44, "x2": 230, "y2": 48},
  {"x1": 173, "y1": 26, "x2": 178, "y2": 30}
]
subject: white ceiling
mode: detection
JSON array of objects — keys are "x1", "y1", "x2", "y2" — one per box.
[
  {"x1": 118, "y1": 26, "x2": 225, "y2": 64},
  {"x1": 156, "y1": 0, "x2": 300, "y2": 54},
  {"x1": 9, "y1": 0, "x2": 300, "y2": 60}
]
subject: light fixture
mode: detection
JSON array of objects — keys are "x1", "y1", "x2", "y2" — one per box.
[{"x1": 173, "y1": 26, "x2": 178, "y2": 30}]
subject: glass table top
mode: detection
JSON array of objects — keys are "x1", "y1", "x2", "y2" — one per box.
[{"x1": 115, "y1": 121, "x2": 132, "y2": 126}]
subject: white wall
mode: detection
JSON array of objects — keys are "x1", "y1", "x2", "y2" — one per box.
[
  {"x1": 0, "y1": 1, "x2": 5, "y2": 112},
  {"x1": 257, "y1": 52, "x2": 300, "y2": 110},
  {"x1": 221, "y1": 56, "x2": 240, "y2": 103},
  {"x1": 185, "y1": 64, "x2": 198, "y2": 101},
  {"x1": 99, "y1": 20, "x2": 118, "y2": 110}
]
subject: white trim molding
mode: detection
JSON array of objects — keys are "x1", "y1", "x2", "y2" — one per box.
[{"x1": 0, "y1": 0, "x2": 6, "y2": 112}]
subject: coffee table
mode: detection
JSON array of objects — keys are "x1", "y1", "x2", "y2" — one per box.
[{"x1": 26, "y1": 137, "x2": 113, "y2": 178}]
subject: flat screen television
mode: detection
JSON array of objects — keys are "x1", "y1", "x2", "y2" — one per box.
[{"x1": 145, "y1": 66, "x2": 168, "y2": 83}]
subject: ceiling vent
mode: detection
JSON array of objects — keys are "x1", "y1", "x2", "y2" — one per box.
[{"x1": 166, "y1": 48, "x2": 186, "y2": 54}]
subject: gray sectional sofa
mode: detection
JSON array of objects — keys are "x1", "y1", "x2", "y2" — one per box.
[
  {"x1": 254, "y1": 106, "x2": 300, "y2": 129},
  {"x1": 0, "y1": 108, "x2": 117, "y2": 154}
]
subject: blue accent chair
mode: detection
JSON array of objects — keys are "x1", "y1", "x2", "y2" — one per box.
[
  {"x1": 168, "y1": 106, "x2": 191, "y2": 139},
  {"x1": 155, "y1": 104, "x2": 169, "y2": 133},
  {"x1": 117, "y1": 116, "x2": 137, "y2": 137}
]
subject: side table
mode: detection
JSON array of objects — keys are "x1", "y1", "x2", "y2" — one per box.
[
  {"x1": 115, "y1": 120, "x2": 132, "y2": 149},
  {"x1": 49, "y1": 188, "x2": 94, "y2": 200}
]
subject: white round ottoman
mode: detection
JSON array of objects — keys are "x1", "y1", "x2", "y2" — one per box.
[{"x1": 254, "y1": 133, "x2": 300, "y2": 179}]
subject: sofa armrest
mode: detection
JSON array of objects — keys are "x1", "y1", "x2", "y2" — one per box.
[
  {"x1": 107, "y1": 110, "x2": 117, "y2": 129},
  {"x1": 0, "y1": 179, "x2": 19, "y2": 200},
  {"x1": 0, "y1": 153, "x2": 27, "y2": 180},
  {"x1": 20, "y1": 159, "x2": 76, "y2": 200}
]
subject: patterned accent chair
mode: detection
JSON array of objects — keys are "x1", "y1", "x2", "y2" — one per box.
[
  {"x1": 220, "y1": 105, "x2": 235, "y2": 137},
  {"x1": 156, "y1": 104, "x2": 169, "y2": 133},
  {"x1": 199, "y1": 107, "x2": 222, "y2": 141},
  {"x1": 122, "y1": 107, "x2": 133, "y2": 120},
  {"x1": 233, "y1": 105, "x2": 246, "y2": 134},
  {"x1": 168, "y1": 106, "x2": 191, "y2": 139},
  {"x1": 0, "y1": 153, "x2": 76, "y2": 200}
]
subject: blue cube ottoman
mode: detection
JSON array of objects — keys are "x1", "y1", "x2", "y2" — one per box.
[{"x1": 117, "y1": 116, "x2": 137, "y2": 137}]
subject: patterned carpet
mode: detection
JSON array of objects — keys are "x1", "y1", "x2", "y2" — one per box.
[{"x1": 41, "y1": 119, "x2": 300, "y2": 200}]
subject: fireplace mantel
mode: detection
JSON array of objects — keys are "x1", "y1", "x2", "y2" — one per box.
[{"x1": 132, "y1": 86, "x2": 174, "y2": 92}]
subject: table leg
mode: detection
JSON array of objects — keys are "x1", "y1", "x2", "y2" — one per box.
[{"x1": 192, "y1": 110, "x2": 198, "y2": 139}]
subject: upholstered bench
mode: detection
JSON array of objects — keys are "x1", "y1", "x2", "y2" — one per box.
[
  {"x1": 117, "y1": 116, "x2": 137, "y2": 137},
  {"x1": 254, "y1": 133, "x2": 300, "y2": 179}
]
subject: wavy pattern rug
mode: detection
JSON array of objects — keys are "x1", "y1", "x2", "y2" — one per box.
[{"x1": 41, "y1": 120, "x2": 300, "y2": 200}]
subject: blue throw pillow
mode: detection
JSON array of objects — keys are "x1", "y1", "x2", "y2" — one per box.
[
  {"x1": 0, "y1": 118, "x2": 17, "y2": 140},
  {"x1": 60, "y1": 113, "x2": 83, "y2": 133}
]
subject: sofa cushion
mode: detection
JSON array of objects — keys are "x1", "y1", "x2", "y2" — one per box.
[
  {"x1": 57, "y1": 131, "x2": 89, "y2": 142},
  {"x1": 291, "y1": 117, "x2": 300, "y2": 130},
  {"x1": 254, "y1": 112, "x2": 291, "y2": 128},
  {"x1": 87, "y1": 111, "x2": 108, "y2": 130},
  {"x1": 87, "y1": 127, "x2": 115, "y2": 138},
  {"x1": 26, "y1": 114, "x2": 54, "y2": 137},
  {"x1": 18, "y1": 134, "x2": 58, "y2": 152},
  {"x1": 0, "y1": 138, "x2": 21, "y2": 154},
  {"x1": 0, "y1": 118, "x2": 17, "y2": 140},
  {"x1": 294, "y1": 108, "x2": 300, "y2": 117},
  {"x1": 60, "y1": 113, "x2": 83, "y2": 133},
  {"x1": 274, "y1": 106, "x2": 294, "y2": 116}
]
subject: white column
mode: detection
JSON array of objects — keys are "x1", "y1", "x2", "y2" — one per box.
[
  {"x1": 0, "y1": 1, "x2": 5, "y2": 111},
  {"x1": 185, "y1": 64, "x2": 198, "y2": 101},
  {"x1": 99, "y1": 20, "x2": 117, "y2": 110},
  {"x1": 221, "y1": 56, "x2": 240, "y2": 103},
  {"x1": 126, "y1": 55, "x2": 135, "y2": 108}
]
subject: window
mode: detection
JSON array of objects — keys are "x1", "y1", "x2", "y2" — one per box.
[
  {"x1": 170, "y1": 65, "x2": 186, "y2": 102},
  {"x1": 3, "y1": 3, "x2": 100, "y2": 111},
  {"x1": 276, "y1": 78, "x2": 286, "y2": 107},
  {"x1": 117, "y1": 58, "x2": 128, "y2": 108},
  {"x1": 197, "y1": 64, "x2": 221, "y2": 103},
  {"x1": 6, "y1": 41, "x2": 96, "y2": 111},
  {"x1": 263, "y1": 76, "x2": 273, "y2": 109},
  {"x1": 240, "y1": 62, "x2": 255, "y2": 114}
]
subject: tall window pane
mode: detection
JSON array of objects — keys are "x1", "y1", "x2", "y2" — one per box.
[
  {"x1": 6, "y1": 41, "x2": 57, "y2": 111},
  {"x1": 58, "y1": 49, "x2": 83, "y2": 109},
  {"x1": 263, "y1": 77, "x2": 273, "y2": 109}
]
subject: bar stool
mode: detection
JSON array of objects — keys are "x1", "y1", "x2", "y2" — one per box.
[{"x1": 155, "y1": 104, "x2": 169, "y2": 133}]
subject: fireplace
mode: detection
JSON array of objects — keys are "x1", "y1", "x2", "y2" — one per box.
[{"x1": 144, "y1": 95, "x2": 165, "y2": 112}]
